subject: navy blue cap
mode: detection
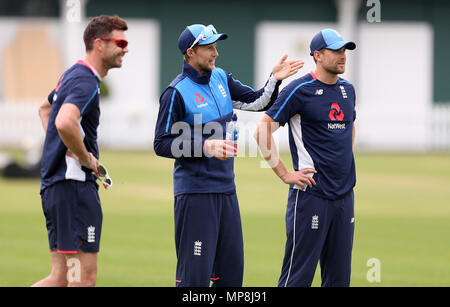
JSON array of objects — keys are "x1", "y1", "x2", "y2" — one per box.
[
  {"x1": 178, "y1": 24, "x2": 228, "y2": 54},
  {"x1": 310, "y1": 29, "x2": 356, "y2": 56}
]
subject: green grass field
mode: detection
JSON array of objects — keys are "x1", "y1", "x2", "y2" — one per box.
[{"x1": 1, "y1": 151, "x2": 449, "y2": 286}]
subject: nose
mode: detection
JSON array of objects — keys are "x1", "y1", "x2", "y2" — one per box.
[{"x1": 337, "y1": 49, "x2": 346, "y2": 61}]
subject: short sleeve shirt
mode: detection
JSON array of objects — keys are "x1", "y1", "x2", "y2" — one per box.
[
  {"x1": 41, "y1": 60, "x2": 101, "y2": 191},
  {"x1": 266, "y1": 72, "x2": 356, "y2": 200}
]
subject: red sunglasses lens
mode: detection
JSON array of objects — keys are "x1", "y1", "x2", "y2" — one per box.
[{"x1": 116, "y1": 40, "x2": 128, "y2": 48}]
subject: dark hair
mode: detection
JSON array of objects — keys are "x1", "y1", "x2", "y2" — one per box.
[{"x1": 83, "y1": 15, "x2": 128, "y2": 51}]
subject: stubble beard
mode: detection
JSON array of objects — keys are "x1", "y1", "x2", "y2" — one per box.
[
  {"x1": 323, "y1": 61, "x2": 345, "y2": 75},
  {"x1": 104, "y1": 52, "x2": 123, "y2": 70}
]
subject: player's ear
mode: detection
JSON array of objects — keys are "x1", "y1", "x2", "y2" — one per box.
[
  {"x1": 184, "y1": 48, "x2": 195, "y2": 63},
  {"x1": 186, "y1": 47, "x2": 195, "y2": 58},
  {"x1": 313, "y1": 50, "x2": 321, "y2": 63},
  {"x1": 92, "y1": 38, "x2": 103, "y2": 53}
]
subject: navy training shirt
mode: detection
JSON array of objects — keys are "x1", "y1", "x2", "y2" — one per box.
[
  {"x1": 266, "y1": 72, "x2": 356, "y2": 200},
  {"x1": 40, "y1": 60, "x2": 101, "y2": 191}
]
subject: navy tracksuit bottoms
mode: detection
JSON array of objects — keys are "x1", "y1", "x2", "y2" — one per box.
[
  {"x1": 174, "y1": 192, "x2": 244, "y2": 287},
  {"x1": 278, "y1": 188, "x2": 355, "y2": 287}
]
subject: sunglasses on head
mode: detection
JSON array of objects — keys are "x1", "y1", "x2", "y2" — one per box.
[
  {"x1": 93, "y1": 163, "x2": 113, "y2": 190},
  {"x1": 189, "y1": 24, "x2": 217, "y2": 49},
  {"x1": 91, "y1": 37, "x2": 128, "y2": 49}
]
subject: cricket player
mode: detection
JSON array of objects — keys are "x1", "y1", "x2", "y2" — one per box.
[
  {"x1": 154, "y1": 24, "x2": 303, "y2": 287},
  {"x1": 254, "y1": 29, "x2": 357, "y2": 287},
  {"x1": 32, "y1": 15, "x2": 128, "y2": 287}
]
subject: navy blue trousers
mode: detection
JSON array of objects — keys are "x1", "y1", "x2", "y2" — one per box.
[
  {"x1": 174, "y1": 192, "x2": 244, "y2": 287},
  {"x1": 278, "y1": 188, "x2": 355, "y2": 287}
]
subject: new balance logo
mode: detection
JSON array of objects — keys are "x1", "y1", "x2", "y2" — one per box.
[
  {"x1": 315, "y1": 89, "x2": 323, "y2": 95},
  {"x1": 193, "y1": 240, "x2": 202, "y2": 256},
  {"x1": 312, "y1": 215, "x2": 319, "y2": 230},
  {"x1": 87, "y1": 226, "x2": 95, "y2": 243}
]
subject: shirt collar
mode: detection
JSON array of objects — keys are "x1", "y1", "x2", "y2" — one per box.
[
  {"x1": 183, "y1": 61, "x2": 212, "y2": 84},
  {"x1": 77, "y1": 60, "x2": 102, "y2": 81}
]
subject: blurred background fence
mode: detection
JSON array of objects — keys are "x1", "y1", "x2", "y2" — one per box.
[{"x1": 0, "y1": 0, "x2": 449, "y2": 152}]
